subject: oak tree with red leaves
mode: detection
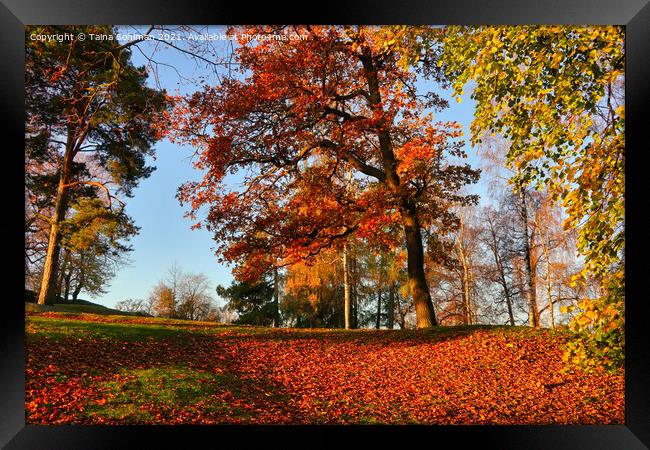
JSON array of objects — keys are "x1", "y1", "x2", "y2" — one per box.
[{"x1": 174, "y1": 26, "x2": 479, "y2": 329}]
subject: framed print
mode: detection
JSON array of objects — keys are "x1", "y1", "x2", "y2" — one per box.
[{"x1": 2, "y1": 0, "x2": 649, "y2": 447}]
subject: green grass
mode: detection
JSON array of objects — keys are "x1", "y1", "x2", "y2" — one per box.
[
  {"x1": 25, "y1": 301, "x2": 145, "y2": 316},
  {"x1": 48, "y1": 304, "x2": 131, "y2": 315},
  {"x1": 26, "y1": 316, "x2": 206, "y2": 342},
  {"x1": 26, "y1": 312, "x2": 550, "y2": 345},
  {"x1": 86, "y1": 366, "x2": 246, "y2": 423}
]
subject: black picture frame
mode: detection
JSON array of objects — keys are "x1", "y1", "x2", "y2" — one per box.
[{"x1": 2, "y1": 0, "x2": 649, "y2": 448}]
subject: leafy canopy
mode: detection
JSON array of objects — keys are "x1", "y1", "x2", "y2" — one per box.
[{"x1": 439, "y1": 25, "x2": 624, "y2": 371}]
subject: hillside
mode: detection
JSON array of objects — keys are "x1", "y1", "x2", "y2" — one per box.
[
  {"x1": 25, "y1": 312, "x2": 624, "y2": 425},
  {"x1": 25, "y1": 290, "x2": 150, "y2": 317}
]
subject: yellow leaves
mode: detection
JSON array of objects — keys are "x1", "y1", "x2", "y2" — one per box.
[
  {"x1": 569, "y1": 272, "x2": 584, "y2": 288},
  {"x1": 550, "y1": 53, "x2": 563, "y2": 68},
  {"x1": 560, "y1": 305, "x2": 574, "y2": 314},
  {"x1": 615, "y1": 105, "x2": 624, "y2": 119}
]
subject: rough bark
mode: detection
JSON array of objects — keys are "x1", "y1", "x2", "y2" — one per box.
[
  {"x1": 401, "y1": 205, "x2": 438, "y2": 328},
  {"x1": 37, "y1": 146, "x2": 74, "y2": 305}
]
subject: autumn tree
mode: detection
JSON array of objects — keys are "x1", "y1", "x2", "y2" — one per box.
[
  {"x1": 528, "y1": 190, "x2": 577, "y2": 329},
  {"x1": 342, "y1": 238, "x2": 396, "y2": 329},
  {"x1": 174, "y1": 25, "x2": 479, "y2": 329},
  {"x1": 283, "y1": 247, "x2": 346, "y2": 328},
  {"x1": 148, "y1": 282, "x2": 176, "y2": 318},
  {"x1": 26, "y1": 188, "x2": 136, "y2": 303},
  {"x1": 148, "y1": 265, "x2": 216, "y2": 321},
  {"x1": 453, "y1": 206, "x2": 480, "y2": 325},
  {"x1": 512, "y1": 184, "x2": 541, "y2": 328},
  {"x1": 25, "y1": 153, "x2": 59, "y2": 285},
  {"x1": 26, "y1": 25, "x2": 168, "y2": 305},
  {"x1": 382, "y1": 250, "x2": 406, "y2": 329},
  {"x1": 487, "y1": 188, "x2": 547, "y2": 327},
  {"x1": 440, "y1": 25, "x2": 624, "y2": 370},
  {"x1": 282, "y1": 238, "x2": 411, "y2": 330}
]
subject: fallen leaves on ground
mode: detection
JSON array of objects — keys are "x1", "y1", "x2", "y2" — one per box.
[{"x1": 25, "y1": 313, "x2": 624, "y2": 425}]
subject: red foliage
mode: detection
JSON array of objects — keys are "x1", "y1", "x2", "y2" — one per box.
[
  {"x1": 170, "y1": 26, "x2": 478, "y2": 283},
  {"x1": 25, "y1": 315, "x2": 623, "y2": 425}
]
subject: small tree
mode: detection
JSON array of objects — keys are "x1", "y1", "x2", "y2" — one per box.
[
  {"x1": 217, "y1": 273, "x2": 277, "y2": 327},
  {"x1": 176, "y1": 273, "x2": 214, "y2": 321},
  {"x1": 148, "y1": 282, "x2": 176, "y2": 318},
  {"x1": 148, "y1": 266, "x2": 216, "y2": 321},
  {"x1": 115, "y1": 298, "x2": 150, "y2": 315}
]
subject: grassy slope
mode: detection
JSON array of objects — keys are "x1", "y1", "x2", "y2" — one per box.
[
  {"x1": 25, "y1": 301, "x2": 147, "y2": 316},
  {"x1": 25, "y1": 312, "x2": 625, "y2": 425}
]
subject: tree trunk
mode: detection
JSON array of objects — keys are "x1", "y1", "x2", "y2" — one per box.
[
  {"x1": 55, "y1": 251, "x2": 69, "y2": 302},
  {"x1": 401, "y1": 204, "x2": 437, "y2": 328},
  {"x1": 469, "y1": 257, "x2": 478, "y2": 325},
  {"x1": 343, "y1": 243, "x2": 351, "y2": 329},
  {"x1": 273, "y1": 265, "x2": 280, "y2": 327},
  {"x1": 63, "y1": 271, "x2": 72, "y2": 303},
  {"x1": 457, "y1": 210, "x2": 472, "y2": 325},
  {"x1": 351, "y1": 255, "x2": 358, "y2": 329},
  {"x1": 530, "y1": 241, "x2": 539, "y2": 323},
  {"x1": 63, "y1": 276, "x2": 70, "y2": 303},
  {"x1": 516, "y1": 183, "x2": 540, "y2": 328},
  {"x1": 387, "y1": 283, "x2": 395, "y2": 329},
  {"x1": 72, "y1": 278, "x2": 83, "y2": 302},
  {"x1": 71, "y1": 263, "x2": 85, "y2": 303},
  {"x1": 496, "y1": 251, "x2": 515, "y2": 326},
  {"x1": 376, "y1": 288, "x2": 382, "y2": 329},
  {"x1": 541, "y1": 233, "x2": 555, "y2": 329},
  {"x1": 395, "y1": 289, "x2": 403, "y2": 329},
  {"x1": 37, "y1": 151, "x2": 73, "y2": 305},
  {"x1": 359, "y1": 49, "x2": 436, "y2": 330},
  {"x1": 486, "y1": 217, "x2": 515, "y2": 326},
  {"x1": 498, "y1": 256, "x2": 515, "y2": 326}
]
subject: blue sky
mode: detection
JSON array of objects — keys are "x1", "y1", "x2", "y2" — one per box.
[{"x1": 92, "y1": 27, "x2": 482, "y2": 309}]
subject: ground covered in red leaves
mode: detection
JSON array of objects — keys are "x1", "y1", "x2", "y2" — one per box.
[{"x1": 25, "y1": 312, "x2": 624, "y2": 425}]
